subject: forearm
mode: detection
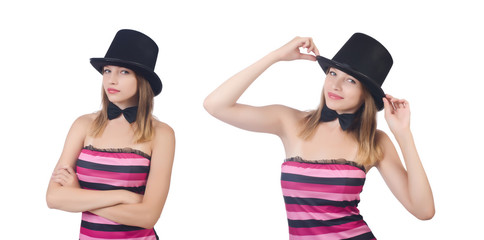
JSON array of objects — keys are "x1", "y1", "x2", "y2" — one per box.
[
  {"x1": 204, "y1": 52, "x2": 279, "y2": 114},
  {"x1": 395, "y1": 130, "x2": 435, "y2": 219},
  {"x1": 91, "y1": 202, "x2": 162, "y2": 229},
  {"x1": 46, "y1": 186, "x2": 127, "y2": 212}
]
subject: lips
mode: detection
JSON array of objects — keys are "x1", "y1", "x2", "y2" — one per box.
[
  {"x1": 328, "y1": 92, "x2": 343, "y2": 100},
  {"x1": 107, "y1": 88, "x2": 120, "y2": 94}
]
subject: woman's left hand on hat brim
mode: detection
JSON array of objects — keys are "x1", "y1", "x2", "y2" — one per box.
[{"x1": 383, "y1": 94, "x2": 411, "y2": 135}]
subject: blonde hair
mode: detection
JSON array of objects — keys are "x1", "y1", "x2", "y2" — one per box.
[
  {"x1": 299, "y1": 85, "x2": 382, "y2": 167},
  {"x1": 90, "y1": 74, "x2": 155, "y2": 143}
]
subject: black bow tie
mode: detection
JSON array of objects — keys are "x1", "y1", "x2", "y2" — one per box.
[
  {"x1": 320, "y1": 105, "x2": 358, "y2": 131},
  {"x1": 107, "y1": 102, "x2": 138, "y2": 123}
]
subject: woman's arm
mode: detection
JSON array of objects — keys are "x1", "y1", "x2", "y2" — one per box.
[
  {"x1": 203, "y1": 37, "x2": 320, "y2": 136},
  {"x1": 376, "y1": 95, "x2": 435, "y2": 220},
  {"x1": 46, "y1": 115, "x2": 141, "y2": 212},
  {"x1": 90, "y1": 122, "x2": 175, "y2": 229}
]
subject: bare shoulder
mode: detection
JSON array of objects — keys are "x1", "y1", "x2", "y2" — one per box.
[
  {"x1": 375, "y1": 129, "x2": 400, "y2": 168},
  {"x1": 376, "y1": 129, "x2": 394, "y2": 150},
  {"x1": 73, "y1": 113, "x2": 97, "y2": 127},
  {"x1": 152, "y1": 119, "x2": 175, "y2": 142},
  {"x1": 68, "y1": 112, "x2": 98, "y2": 136},
  {"x1": 151, "y1": 119, "x2": 175, "y2": 164}
]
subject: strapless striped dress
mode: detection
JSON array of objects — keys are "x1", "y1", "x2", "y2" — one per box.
[
  {"x1": 76, "y1": 145, "x2": 158, "y2": 240},
  {"x1": 281, "y1": 157, "x2": 375, "y2": 240}
]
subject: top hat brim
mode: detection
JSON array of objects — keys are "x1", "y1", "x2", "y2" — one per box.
[
  {"x1": 90, "y1": 58, "x2": 162, "y2": 96},
  {"x1": 317, "y1": 55, "x2": 385, "y2": 111}
]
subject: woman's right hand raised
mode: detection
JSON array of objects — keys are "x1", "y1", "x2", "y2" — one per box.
[{"x1": 272, "y1": 36, "x2": 320, "y2": 62}]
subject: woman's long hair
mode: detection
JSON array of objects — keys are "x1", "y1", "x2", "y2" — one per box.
[
  {"x1": 299, "y1": 86, "x2": 382, "y2": 167},
  {"x1": 90, "y1": 74, "x2": 155, "y2": 143}
]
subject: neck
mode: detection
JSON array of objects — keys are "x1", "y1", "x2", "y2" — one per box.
[
  {"x1": 111, "y1": 100, "x2": 137, "y2": 110},
  {"x1": 328, "y1": 104, "x2": 363, "y2": 115}
]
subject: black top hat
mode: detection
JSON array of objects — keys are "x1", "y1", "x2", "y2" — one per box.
[
  {"x1": 91, "y1": 29, "x2": 162, "y2": 96},
  {"x1": 317, "y1": 33, "x2": 393, "y2": 111}
]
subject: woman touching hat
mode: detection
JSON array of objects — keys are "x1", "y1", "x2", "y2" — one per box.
[
  {"x1": 47, "y1": 29, "x2": 175, "y2": 240},
  {"x1": 204, "y1": 33, "x2": 434, "y2": 239}
]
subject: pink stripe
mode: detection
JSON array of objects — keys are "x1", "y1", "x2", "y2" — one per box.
[
  {"x1": 80, "y1": 151, "x2": 150, "y2": 167},
  {"x1": 78, "y1": 173, "x2": 147, "y2": 188},
  {"x1": 80, "y1": 227, "x2": 155, "y2": 239},
  {"x1": 283, "y1": 161, "x2": 364, "y2": 172},
  {"x1": 77, "y1": 166, "x2": 148, "y2": 181},
  {"x1": 82, "y1": 212, "x2": 119, "y2": 225},
  {"x1": 82, "y1": 149, "x2": 149, "y2": 160},
  {"x1": 281, "y1": 164, "x2": 365, "y2": 179},
  {"x1": 281, "y1": 180, "x2": 363, "y2": 194},
  {"x1": 286, "y1": 210, "x2": 351, "y2": 221},
  {"x1": 285, "y1": 204, "x2": 360, "y2": 215},
  {"x1": 80, "y1": 233, "x2": 157, "y2": 240},
  {"x1": 289, "y1": 224, "x2": 372, "y2": 240},
  {"x1": 282, "y1": 188, "x2": 360, "y2": 202},
  {"x1": 289, "y1": 220, "x2": 366, "y2": 235}
]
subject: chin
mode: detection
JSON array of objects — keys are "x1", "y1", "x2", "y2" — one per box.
[
  {"x1": 325, "y1": 100, "x2": 343, "y2": 110},
  {"x1": 326, "y1": 101, "x2": 360, "y2": 114}
]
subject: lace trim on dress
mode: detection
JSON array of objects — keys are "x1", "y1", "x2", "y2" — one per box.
[
  {"x1": 83, "y1": 145, "x2": 151, "y2": 160},
  {"x1": 285, "y1": 156, "x2": 366, "y2": 173}
]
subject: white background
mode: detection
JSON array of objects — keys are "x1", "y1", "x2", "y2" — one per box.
[{"x1": 1, "y1": 0, "x2": 482, "y2": 239}]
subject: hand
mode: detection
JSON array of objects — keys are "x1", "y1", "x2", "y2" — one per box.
[
  {"x1": 51, "y1": 165, "x2": 80, "y2": 188},
  {"x1": 272, "y1": 36, "x2": 320, "y2": 62},
  {"x1": 383, "y1": 94, "x2": 411, "y2": 135},
  {"x1": 122, "y1": 191, "x2": 143, "y2": 204}
]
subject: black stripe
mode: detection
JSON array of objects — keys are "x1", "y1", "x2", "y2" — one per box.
[
  {"x1": 81, "y1": 220, "x2": 145, "y2": 232},
  {"x1": 288, "y1": 215, "x2": 363, "y2": 228},
  {"x1": 284, "y1": 196, "x2": 359, "y2": 208},
  {"x1": 343, "y1": 231, "x2": 375, "y2": 240},
  {"x1": 79, "y1": 180, "x2": 146, "y2": 193},
  {"x1": 281, "y1": 172, "x2": 365, "y2": 186},
  {"x1": 77, "y1": 159, "x2": 149, "y2": 173}
]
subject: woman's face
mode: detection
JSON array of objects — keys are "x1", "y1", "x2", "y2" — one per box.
[
  {"x1": 323, "y1": 67, "x2": 364, "y2": 114},
  {"x1": 102, "y1": 65, "x2": 138, "y2": 108}
]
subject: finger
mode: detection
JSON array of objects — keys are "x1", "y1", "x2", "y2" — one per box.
[
  {"x1": 306, "y1": 38, "x2": 314, "y2": 53},
  {"x1": 303, "y1": 38, "x2": 311, "y2": 49},
  {"x1": 55, "y1": 170, "x2": 70, "y2": 180},
  {"x1": 382, "y1": 97, "x2": 394, "y2": 113},
  {"x1": 307, "y1": 39, "x2": 318, "y2": 55},
  {"x1": 298, "y1": 53, "x2": 317, "y2": 61},
  {"x1": 403, "y1": 99, "x2": 409, "y2": 108},
  {"x1": 385, "y1": 94, "x2": 395, "y2": 102},
  {"x1": 394, "y1": 99, "x2": 406, "y2": 109},
  {"x1": 65, "y1": 166, "x2": 76, "y2": 175},
  {"x1": 312, "y1": 43, "x2": 320, "y2": 56},
  {"x1": 54, "y1": 168, "x2": 69, "y2": 175},
  {"x1": 52, "y1": 175, "x2": 68, "y2": 185}
]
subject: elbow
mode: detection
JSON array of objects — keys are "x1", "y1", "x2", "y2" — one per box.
[
  {"x1": 46, "y1": 192, "x2": 60, "y2": 210},
  {"x1": 134, "y1": 208, "x2": 162, "y2": 229},
  {"x1": 46, "y1": 190, "x2": 77, "y2": 212},
  {"x1": 203, "y1": 96, "x2": 216, "y2": 116},
  {"x1": 138, "y1": 215, "x2": 160, "y2": 229},
  {"x1": 416, "y1": 209, "x2": 435, "y2": 221},
  {"x1": 413, "y1": 205, "x2": 435, "y2": 220},
  {"x1": 140, "y1": 222, "x2": 156, "y2": 230}
]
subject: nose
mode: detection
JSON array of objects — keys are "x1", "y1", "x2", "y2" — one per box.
[
  {"x1": 331, "y1": 77, "x2": 343, "y2": 90},
  {"x1": 105, "y1": 72, "x2": 119, "y2": 85}
]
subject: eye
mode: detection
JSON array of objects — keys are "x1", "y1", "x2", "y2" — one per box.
[
  {"x1": 102, "y1": 68, "x2": 111, "y2": 74},
  {"x1": 329, "y1": 71, "x2": 336, "y2": 76},
  {"x1": 347, "y1": 79, "x2": 357, "y2": 84},
  {"x1": 120, "y1": 70, "x2": 130, "y2": 74}
]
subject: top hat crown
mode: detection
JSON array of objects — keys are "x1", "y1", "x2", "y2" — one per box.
[
  {"x1": 317, "y1": 33, "x2": 393, "y2": 110},
  {"x1": 90, "y1": 29, "x2": 162, "y2": 96}
]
